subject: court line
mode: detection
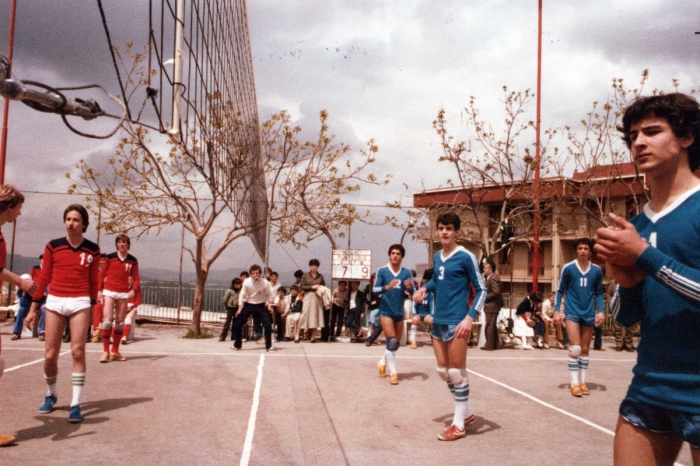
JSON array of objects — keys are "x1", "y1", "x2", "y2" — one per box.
[
  {"x1": 467, "y1": 368, "x2": 685, "y2": 466},
  {"x1": 5, "y1": 350, "x2": 71, "y2": 373},
  {"x1": 240, "y1": 354, "x2": 265, "y2": 466}
]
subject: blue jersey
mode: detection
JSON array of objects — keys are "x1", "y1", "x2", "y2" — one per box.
[
  {"x1": 554, "y1": 260, "x2": 604, "y2": 317},
  {"x1": 424, "y1": 246, "x2": 486, "y2": 324},
  {"x1": 373, "y1": 264, "x2": 413, "y2": 318},
  {"x1": 413, "y1": 291, "x2": 434, "y2": 318},
  {"x1": 612, "y1": 186, "x2": 700, "y2": 414}
]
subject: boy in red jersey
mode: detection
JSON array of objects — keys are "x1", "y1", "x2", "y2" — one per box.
[
  {"x1": 97, "y1": 234, "x2": 139, "y2": 361},
  {"x1": 0, "y1": 185, "x2": 37, "y2": 446},
  {"x1": 26, "y1": 204, "x2": 100, "y2": 424}
]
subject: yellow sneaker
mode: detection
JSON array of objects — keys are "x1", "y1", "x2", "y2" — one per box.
[
  {"x1": 110, "y1": 352, "x2": 126, "y2": 362},
  {"x1": 91, "y1": 333, "x2": 100, "y2": 343},
  {"x1": 571, "y1": 384, "x2": 583, "y2": 397},
  {"x1": 99, "y1": 352, "x2": 110, "y2": 363},
  {"x1": 579, "y1": 383, "x2": 590, "y2": 395},
  {"x1": 378, "y1": 362, "x2": 387, "y2": 378},
  {"x1": 410, "y1": 341, "x2": 417, "y2": 349},
  {"x1": 0, "y1": 434, "x2": 15, "y2": 447},
  {"x1": 389, "y1": 373, "x2": 399, "y2": 385}
]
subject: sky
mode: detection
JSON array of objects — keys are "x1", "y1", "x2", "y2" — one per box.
[{"x1": 0, "y1": 0, "x2": 699, "y2": 281}]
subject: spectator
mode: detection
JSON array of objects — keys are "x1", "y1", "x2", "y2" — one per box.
[
  {"x1": 480, "y1": 260, "x2": 503, "y2": 351},
  {"x1": 364, "y1": 273, "x2": 383, "y2": 346},
  {"x1": 219, "y1": 278, "x2": 242, "y2": 342},
  {"x1": 271, "y1": 287, "x2": 289, "y2": 343},
  {"x1": 513, "y1": 293, "x2": 542, "y2": 350},
  {"x1": 345, "y1": 280, "x2": 366, "y2": 340},
  {"x1": 608, "y1": 278, "x2": 634, "y2": 352},
  {"x1": 290, "y1": 290, "x2": 304, "y2": 343},
  {"x1": 11, "y1": 274, "x2": 33, "y2": 340},
  {"x1": 330, "y1": 280, "x2": 348, "y2": 340},
  {"x1": 297, "y1": 259, "x2": 325, "y2": 343}
]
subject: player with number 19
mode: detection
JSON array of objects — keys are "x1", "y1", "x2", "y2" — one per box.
[
  {"x1": 553, "y1": 238, "x2": 605, "y2": 397},
  {"x1": 413, "y1": 212, "x2": 486, "y2": 442}
]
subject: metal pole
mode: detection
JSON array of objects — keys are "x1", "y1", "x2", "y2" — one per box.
[
  {"x1": 0, "y1": 0, "x2": 18, "y2": 184},
  {"x1": 176, "y1": 223, "x2": 185, "y2": 324},
  {"x1": 168, "y1": 0, "x2": 186, "y2": 143},
  {"x1": 532, "y1": 0, "x2": 543, "y2": 292}
]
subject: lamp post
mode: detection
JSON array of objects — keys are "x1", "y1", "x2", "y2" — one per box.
[{"x1": 400, "y1": 221, "x2": 415, "y2": 245}]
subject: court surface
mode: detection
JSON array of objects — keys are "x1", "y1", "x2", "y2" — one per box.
[{"x1": 0, "y1": 321, "x2": 694, "y2": 465}]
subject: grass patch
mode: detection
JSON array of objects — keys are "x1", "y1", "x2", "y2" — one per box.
[{"x1": 182, "y1": 329, "x2": 215, "y2": 339}]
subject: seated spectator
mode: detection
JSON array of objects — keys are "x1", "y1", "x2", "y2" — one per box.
[
  {"x1": 513, "y1": 293, "x2": 543, "y2": 350},
  {"x1": 291, "y1": 290, "x2": 305, "y2": 343}
]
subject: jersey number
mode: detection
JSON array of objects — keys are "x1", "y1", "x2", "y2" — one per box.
[
  {"x1": 125, "y1": 263, "x2": 132, "y2": 272},
  {"x1": 79, "y1": 253, "x2": 93, "y2": 267},
  {"x1": 579, "y1": 277, "x2": 587, "y2": 287},
  {"x1": 438, "y1": 266, "x2": 445, "y2": 280}
]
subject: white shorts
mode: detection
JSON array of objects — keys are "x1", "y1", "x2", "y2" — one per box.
[
  {"x1": 103, "y1": 290, "x2": 130, "y2": 300},
  {"x1": 46, "y1": 295, "x2": 91, "y2": 316}
]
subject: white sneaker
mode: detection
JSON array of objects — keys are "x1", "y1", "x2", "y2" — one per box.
[{"x1": 522, "y1": 344, "x2": 533, "y2": 350}]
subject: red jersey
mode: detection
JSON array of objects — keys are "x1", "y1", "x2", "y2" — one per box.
[
  {"x1": 32, "y1": 237, "x2": 100, "y2": 302},
  {"x1": 30, "y1": 265, "x2": 41, "y2": 280},
  {"x1": 98, "y1": 252, "x2": 140, "y2": 293},
  {"x1": 0, "y1": 230, "x2": 6, "y2": 270},
  {"x1": 128, "y1": 288, "x2": 142, "y2": 309}
]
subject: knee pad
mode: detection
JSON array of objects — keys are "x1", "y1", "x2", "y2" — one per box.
[
  {"x1": 124, "y1": 318, "x2": 133, "y2": 326},
  {"x1": 436, "y1": 366, "x2": 449, "y2": 381},
  {"x1": 115, "y1": 322, "x2": 125, "y2": 331},
  {"x1": 386, "y1": 337, "x2": 399, "y2": 352},
  {"x1": 100, "y1": 321, "x2": 112, "y2": 331},
  {"x1": 569, "y1": 345, "x2": 581, "y2": 358},
  {"x1": 448, "y1": 368, "x2": 468, "y2": 387}
]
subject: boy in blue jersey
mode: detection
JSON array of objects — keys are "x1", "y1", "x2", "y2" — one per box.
[
  {"x1": 553, "y1": 238, "x2": 605, "y2": 397},
  {"x1": 373, "y1": 244, "x2": 414, "y2": 385},
  {"x1": 413, "y1": 212, "x2": 486, "y2": 441},
  {"x1": 595, "y1": 93, "x2": 700, "y2": 466}
]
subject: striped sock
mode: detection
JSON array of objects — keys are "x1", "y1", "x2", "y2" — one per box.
[
  {"x1": 446, "y1": 380, "x2": 455, "y2": 395},
  {"x1": 568, "y1": 357, "x2": 579, "y2": 386},
  {"x1": 453, "y1": 380, "x2": 473, "y2": 428},
  {"x1": 101, "y1": 329, "x2": 111, "y2": 352},
  {"x1": 409, "y1": 325, "x2": 417, "y2": 343},
  {"x1": 579, "y1": 357, "x2": 589, "y2": 384},
  {"x1": 111, "y1": 328, "x2": 124, "y2": 353},
  {"x1": 45, "y1": 374, "x2": 57, "y2": 396},
  {"x1": 385, "y1": 349, "x2": 396, "y2": 375},
  {"x1": 71, "y1": 373, "x2": 85, "y2": 407}
]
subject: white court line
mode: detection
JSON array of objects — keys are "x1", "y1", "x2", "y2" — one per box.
[
  {"x1": 468, "y1": 368, "x2": 685, "y2": 466},
  {"x1": 4, "y1": 350, "x2": 71, "y2": 373},
  {"x1": 240, "y1": 354, "x2": 265, "y2": 466}
]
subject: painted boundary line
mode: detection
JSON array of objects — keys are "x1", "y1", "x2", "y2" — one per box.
[
  {"x1": 240, "y1": 354, "x2": 265, "y2": 466},
  {"x1": 467, "y1": 368, "x2": 685, "y2": 466},
  {"x1": 4, "y1": 350, "x2": 71, "y2": 373}
]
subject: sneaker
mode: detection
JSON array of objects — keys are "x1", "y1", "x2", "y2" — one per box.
[
  {"x1": 232, "y1": 346, "x2": 241, "y2": 351},
  {"x1": 99, "y1": 352, "x2": 110, "y2": 363},
  {"x1": 0, "y1": 434, "x2": 15, "y2": 447},
  {"x1": 10, "y1": 333, "x2": 19, "y2": 340},
  {"x1": 579, "y1": 383, "x2": 590, "y2": 395},
  {"x1": 389, "y1": 373, "x2": 399, "y2": 385},
  {"x1": 464, "y1": 414, "x2": 477, "y2": 427},
  {"x1": 267, "y1": 347, "x2": 278, "y2": 352},
  {"x1": 437, "y1": 424, "x2": 467, "y2": 441},
  {"x1": 522, "y1": 344, "x2": 533, "y2": 350},
  {"x1": 121, "y1": 338, "x2": 129, "y2": 345},
  {"x1": 571, "y1": 384, "x2": 583, "y2": 397},
  {"x1": 69, "y1": 405, "x2": 83, "y2": 423},
  {"x1": 410, "y1": 341, "x2": 417, "y2": 349},
  {"x1": 378, "y1": 362, "x2": 387, "y2": 378},
  {"x1": 39, "y1": 394, "x2": 57, "y2": 414},
  {"x1": 39, "y1": 333, "x2": 45, "y2": 342},
  {"x1": 91, "y1": 333, "x2": 100, "y2": 343},
  {"x1": 110, "y1": 352, "x2": 126, "y2": 361}
]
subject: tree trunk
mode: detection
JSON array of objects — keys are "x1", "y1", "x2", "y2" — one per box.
[{"x1": 190, "y1": 238, "x2": 208, "y2": 335}]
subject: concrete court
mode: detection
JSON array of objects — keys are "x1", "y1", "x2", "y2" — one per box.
[{"x1": 0, "y1": 321, "x2": 694, "y2": 466}]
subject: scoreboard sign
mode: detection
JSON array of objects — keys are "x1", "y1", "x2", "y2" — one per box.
[{"x1": 332, "y1": 249, "x2": 372, "y2": 280}]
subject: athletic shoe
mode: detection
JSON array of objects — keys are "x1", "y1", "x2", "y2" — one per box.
[
  {"x1": 410, "y1": 341, "x2": 417, "y2": 349},
  {"x1": 464, "y1": 414, "x2": 477, "y2": 427},
  {"x1": 571, "y1": 384, "x2": 583, "y2": 397},
  {"x1": 39, "y1": 334, "x2": 45, "y2": 342},
  {"x1": 110, "y1": 352, "x2": 126, "y2": 361},
  {"x1": 121, "y1": 338, "x2": 129, "y2": 345},
  {"x1": 389, "y1": 373, "x2": 399, "y2": 385},
  {"x1": 91, "y1": 333, "x2": 100, "y2": 343},
  {"x1": 522, "y1": 344, "x2": 533, "y2": 350},
  {"x1": 0, "y1": 434, "x2": 15, "y2": 447},
  {"x1": 69, "y1": 405, "x2": 83, "y2": 424},
  {"x1": 267, "y1": 347, "x2": 278, "y2": 352},
  {"x1": 378, "y1": 362, "x2": 387, "y2": 378},
  {"x1": 437, "y1": 424, "x2": 467, "y2": 441},
  {"x1": 99, "y1": 352, "x2": 110, "y2": 363},
  {"x1": 39, "y1": 394, "x2": 57, "y2": 414},
  {"x1": 579, "y1": 383, "x2": 590, "y2": 395},
  {"x1": 10, "y1": 333, "x2": 19, "y2": 340},
  {"x1": 232, "y1": 347, "x2": 241, "y2": 351}
]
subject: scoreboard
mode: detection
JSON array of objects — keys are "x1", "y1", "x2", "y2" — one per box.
[{"x1": 332, "y1": 249, "x2": 372, "y2": 280}]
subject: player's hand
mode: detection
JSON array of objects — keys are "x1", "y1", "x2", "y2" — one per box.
[
  {"x1": 595, "y1": 213, "x2": 649, "y2": 266},
  {"x1": 24, "y1": 304, "x2": 38, "y2": 331},
  {"x1": 386, "y1": 279, "x2": 400, "y2": 290},
  {"x1": 595, "y1": 312, "x2": 606, "y2": 327},
  {"x1": 411, "y1": 316, "x2": 421, "y2": 326},
  {"x1": 553, "y1": 311, "x2": 562, "y2": 325},
  {"x1": 97, "y1": 291, "x2": 103, "y2": 304},
  {"x1": 19, "y1": 277, "x2": 37, "y2": 296},
  {"x1": 455, "y1": 316, "x2": 473, "y2": 339},
  {"x1": 413, "y1": 288, "x2": 426, "y2": 303},
  {"x1": 127, "y1": 290, "x2": 135, "y2": 300},
  {"x1": 606, "y1": 262, "x2": 647, "y2": 289},
  {"x1": 404, "y1": 279, "x2": 413, "y2": 290}
]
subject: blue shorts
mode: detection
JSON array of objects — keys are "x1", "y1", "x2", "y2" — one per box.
[
  {"x1": 379, "y1": 313, "x2": 403, "y2": 323},
  {"x1": 620, "y1": 397, "x2": 700, "y2": 449},
  {"x1": 565, "y1": 315, "x2": 595, "y2": 328},
  {"x1": 431, "y1": 324, "x2": 468, "y2": 342}
]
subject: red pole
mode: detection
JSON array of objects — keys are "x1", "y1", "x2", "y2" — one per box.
[
  {"x1": 0, "y1": 0, "x2": 18, "y2": 185},
  {"x1": 532, "y1": 0, "x2": 542, "y2": 291}
]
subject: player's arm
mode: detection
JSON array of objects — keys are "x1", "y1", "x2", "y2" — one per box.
[
  {"x1": 97, "y1": 255, "x2": 109, "y2": 303},
  {"x1": 611, "y1": 281, "x2": 644, "y2": 327},
  {"x1": 129, "y1": 260, "x2": 140, "y2": 299},
  {"x1": 0, "y1": 268, "x2": 36, "y2": 295},
  {"x1": 372, "y1": 270, "x2": 387, "y2": 294},
  {"x1": 553, "y1": 268, "x2": 569, "y2": 324},
  {"x1": 466, "y1": 258, "x2": 487, "y2": 319},
  {"x1": 594, "y1": 271, "x2": 606, "y2": 326}
]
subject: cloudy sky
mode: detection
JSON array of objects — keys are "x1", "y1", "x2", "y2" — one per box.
[{"x1": 0, "y1": 0, "x2": 699, "y2": 279}]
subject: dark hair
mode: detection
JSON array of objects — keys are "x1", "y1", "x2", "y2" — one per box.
[
  {"x1": 574, "y1": 238, "x2": 594, "y2": 249},
  {"x1": 115, "y1": 233, "x2": 131, "y2": 248},
  {"x1": 309, "y1": 259, "x2": 320, "y2": 267},
  {"x1": 436, "y1": 212, "x2": 461, "y2": 230},
  {"x1": 294, "y1": 269, "x2": 304, "y2": 279},
  {"x1": 249, "y1": 264, "x2": 262, "y2": 273},
  {"x1": 423, "y1": 267, "x2": 434, "y2": 281},
  {"x1": 528, "y1": 292, "x2": 543, "y2": 303},
  {"x1": 290, "y1": 284, "x2": 299, "y2": 291},
  {"x1": 231, "y1": 277, "x2": 243, "y2": 288},
  {"x1": 621, "y1": 93, "x2": 700, "y2": 171},
  {"x1": 39, "y1": 254, "x2": 44, "y2": 260},
  {"x1": 270, "y1": 271, "x2": 278, "y2": 278},
  {"x1": 388, "y1": 243, "x2": 405, "y2": 257},
  {"x1": 483, "y1": 260, "x2": 496, "y2": 272},
  {"x1": 278, "y1": 287, "x2": 287, "y2": 295},
  {"x1": 0, "y1": 185, "x2": 24, "y2": 213},
  {"x1": 63, "y1": 204, "x2": 89, "y2": 232},
  {"x1": 240, "y1": 271, "x2": 250, "y2": 278},
  {"x1": 338, "y1": 280, "x2": 347, "y2": 286}
]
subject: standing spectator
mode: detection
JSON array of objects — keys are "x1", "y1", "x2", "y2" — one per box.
[
  {"x1": 330, "y1": 280, "x2": 348, "y2": 340},
  {"x1": 480, "y1": 260, "x2": 503, "y2": 351},
  {"x1": 271, "y1": 287, "x2": 289, "y2": 343},
  {"x1": 11, "y1": 274, "x2": 33, "y2": 340},
  {"x1": 297, "y1": 259, "x2": 325, "y2": 343},
  {"x1": 232, "y1": 264, "x2": 276, "y2": 352},
  {"x1": 284, "y1": 285, "x2": 301, "y2": 340},
  {"x1": 345, "y1": 280, "x2": 367, "y2": 340},
  {"x1": 29, "y1": 255, "x2": 46, "y2": 338},
  {"x1": 607, "y1": 278, "x2": 634, "y2": 352},
  {"x1": 364, "y1": 273, "x2": 383, "y2": 346},
  {"x1": 219, "y1": 278, "x2": 242, "y2": 342}
]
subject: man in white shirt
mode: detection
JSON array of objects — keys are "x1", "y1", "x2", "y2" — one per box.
[{"x1": 232, "y1": 264, "x2": 275, "y2": 352}]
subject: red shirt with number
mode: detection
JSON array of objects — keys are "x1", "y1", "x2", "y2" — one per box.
[
  {"x1": 32, "y1": 238, "x2": 100, "y2": 302},
  {"x1": 98, "y1": 252, "x2": 140, "y2": 294}
]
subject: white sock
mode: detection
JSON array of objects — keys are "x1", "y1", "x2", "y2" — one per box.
[
  {"x1": 385, "y1": 349, "x2": 396, "y2": 375},
  {"x1": 71, "y1": 373, "x2": 85, "y2": 407},
  {"x1": 579, "y1": 357, "x2": 589, "y2": 384},
  {"x1": 379, "y1": 354, "x2": 386, "y2": 366},
  {"x1": 568, "y1": 357, "x2": 579, "y2": 386},
  {"x1": 45, "y1": 374, "x2": 57, "y2": 396},
  {"x1": 409, "y1": 326, "x2": 417, "y2": 343},
  {"x1": 453, "y1": 381, "x2": 472, "y2": 428}
]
